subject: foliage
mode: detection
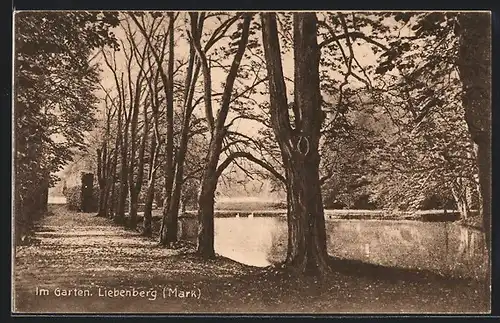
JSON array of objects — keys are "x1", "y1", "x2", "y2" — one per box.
[
  {"x1": 318, "y1": 12, "x2": 482, "y2": 214},
  {"x1": 14, "y1": 11, "x2": 119, "y2": 235},
  {"x1": 366, "y1": 12, "x2": 480, "y2": 213},
  {"x1": 15, "y1": 11, "x2": 119, "y2": 177}
]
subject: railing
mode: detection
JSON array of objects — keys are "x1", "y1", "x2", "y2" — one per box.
[{"x1": 175, "y1": 209, "x2": 469, "y2": 221}]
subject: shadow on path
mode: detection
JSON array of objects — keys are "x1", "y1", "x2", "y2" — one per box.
[{"x1": 13, "y1": 204, "x2": 490, "y2": 314}]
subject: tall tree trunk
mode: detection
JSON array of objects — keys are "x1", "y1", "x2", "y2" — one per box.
[
  {"x1": 262, "y1": 12, "x2": 330, "y2": 275},
  {"x1": 194, "y1": 13, "x2": 252, "y2": 258},
  {"x1": 116, "y1": 133, "x2": 129, "y2": 224},
  {"x1": 33, "y1": 166, "x2": 50, "y2": 217},
  {"x1": 143, "y1": 177, "x2": 156, "y2": 237},
  {"x1": 97, "y1": 147, "x2": 103, "y2": 215},
  {"x1": 163, "y1": 147, "x2": 185, "y2": 245},
  {"x1": 127, "y1": 92, "x2": 140, "y2": 228},
  {"x1": 108, "y1": 144, "x2": 119, "y2": 218},
  {"x1": 457, "y1": 12, "x2": 491, "y2": 266},
  {"x1": 159, "y1": 165, "x2": 175, "y2": 243},
  {"x1": 97, "y1": 147, "x2": 107, "y2": 217},
  {"x1": 99, "y1": 106, "x2": 113, "y2": 218},
  {"x1": 116, "y1": 93, "x2": 130, "y2": 224},
  {"x1": 129, "y1": 103, "x2": 149, "y2": 230},
  {"x1": 284, "y1": 159, "x2": 329, "y2": 273},
  {"x1": 127, "y1": 122, "x2": 139, "y2": 229},
  {"x1": 16, "y1": 131, "x2": 43, "y2": 239},
  {"x1": 162, "y1": 63, "x2": 200, "y2": 245},
  {"x1": 196, "y1": 131, "x2": 225, "y2": 258},
  {"x1": 109, "y1": 107, "x2": 122, "y2": 219},
  {"x1": 128, "y1": 191, "x2": 139, "y2": 228},
  {"x1": 102, "y1": 149, "x2": 113, "y2": 218},
  {"x1": 143, "y1": 184, "x2": 155, "y2": 236},
  {"x1": 451, "y1": 178, "x2": 470, "y2": 221},
  {"x1": 158, "y1": 13, "x2": 177, "y2": 245},
  {"x1": 40, "y1": 172, "x2": 49, "y2": 213},
  {"x1": 143, "y1": 134, "x2": 158, "y2": 237}
]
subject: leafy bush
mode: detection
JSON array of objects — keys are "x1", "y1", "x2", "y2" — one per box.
[{"x1": 64, "y1": 185, "x2": 99, "y2": 212}]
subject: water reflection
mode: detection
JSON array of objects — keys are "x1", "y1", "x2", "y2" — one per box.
[
  {"x1": 180, "y1": 217, "x2": 488, "y2": 279},
  {"x1": 324, "y1": 220, "x2": 487, "y2": 279},
  {"x1": 214, "y1": 217, "x2": 286, "y2": 267}
]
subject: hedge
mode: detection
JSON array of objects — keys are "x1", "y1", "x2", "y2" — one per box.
[{"x1": 64, "y1": 185, "x2": 99, "y2": 212}]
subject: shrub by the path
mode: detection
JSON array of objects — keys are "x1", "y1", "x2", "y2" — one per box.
[{"x1": 64, "y1": 185, "x2": 99, "y2": 212}]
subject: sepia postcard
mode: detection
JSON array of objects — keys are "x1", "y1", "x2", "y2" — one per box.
[{"x1": 12, "y1": 10, "x2": 492, "y2": 315}]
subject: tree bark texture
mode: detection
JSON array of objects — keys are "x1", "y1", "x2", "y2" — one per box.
[
  {"x1": 195, "y1": 13, "x2": 252, "y2": 259},
  {"x1": 262, "y1": 12, "x2": 330, "y2": 275},
  {"x1": 457, "y1": 12, "x2": 491, "y2": 265}
]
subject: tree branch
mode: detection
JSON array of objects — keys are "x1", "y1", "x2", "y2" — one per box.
[
  {"x1": 318, "y1": 20, "x2": 388, "y2": 51},
  {"x1": 261, "y1": 13, "x2": 293, "y2": 148},
  {"x1": 188, "y1": 12, "x2": 215, "y2": 133},
  {"x1": 215, "y1": 151, "x2": 286, "y2": 183},
  {"x1": 215, "y1": 13, "x2": 253, "y2": 131}
]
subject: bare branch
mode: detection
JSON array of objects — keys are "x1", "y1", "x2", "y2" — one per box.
[
  {"x1": 319, "y1": 168, "x2": 334, "y2": 185},
  {"x1": 318, "y1": 20, "x2": 388, "y2": 51},
  {"x1": 204, "y1": 14, "x2": 241, "y2": 52},
  {"x1": 188, "y1": 16, "x2": 214, "y2": 133},
  {"x1": 215, "y1": 151, "x2": 286, "y2": 183}
]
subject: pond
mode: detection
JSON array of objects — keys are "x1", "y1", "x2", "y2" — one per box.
[{"x1": 179, "y1": 216, "x2": 488, "y2": 280}]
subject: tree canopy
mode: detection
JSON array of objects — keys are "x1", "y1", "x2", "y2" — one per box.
[{"x1": 14, "y1": 11, "x2": 119, "y2": 239}]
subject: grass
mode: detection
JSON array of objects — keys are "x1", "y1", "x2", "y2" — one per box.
[{"x1": 12, "y1": 204, "x2": 490, "y2": 314}]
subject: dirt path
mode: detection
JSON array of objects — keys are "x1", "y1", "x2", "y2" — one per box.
[
  {"x1": 13, "y1": 205, "x2": 490, "y2": 314},
  {"x1": 13, "y1": 205, "x2": 258, "y2": 313}
]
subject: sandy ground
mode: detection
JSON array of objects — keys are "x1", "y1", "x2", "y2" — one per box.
[{"x1": 12, "y1": 205, "x2": 490, "y2": 314}]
